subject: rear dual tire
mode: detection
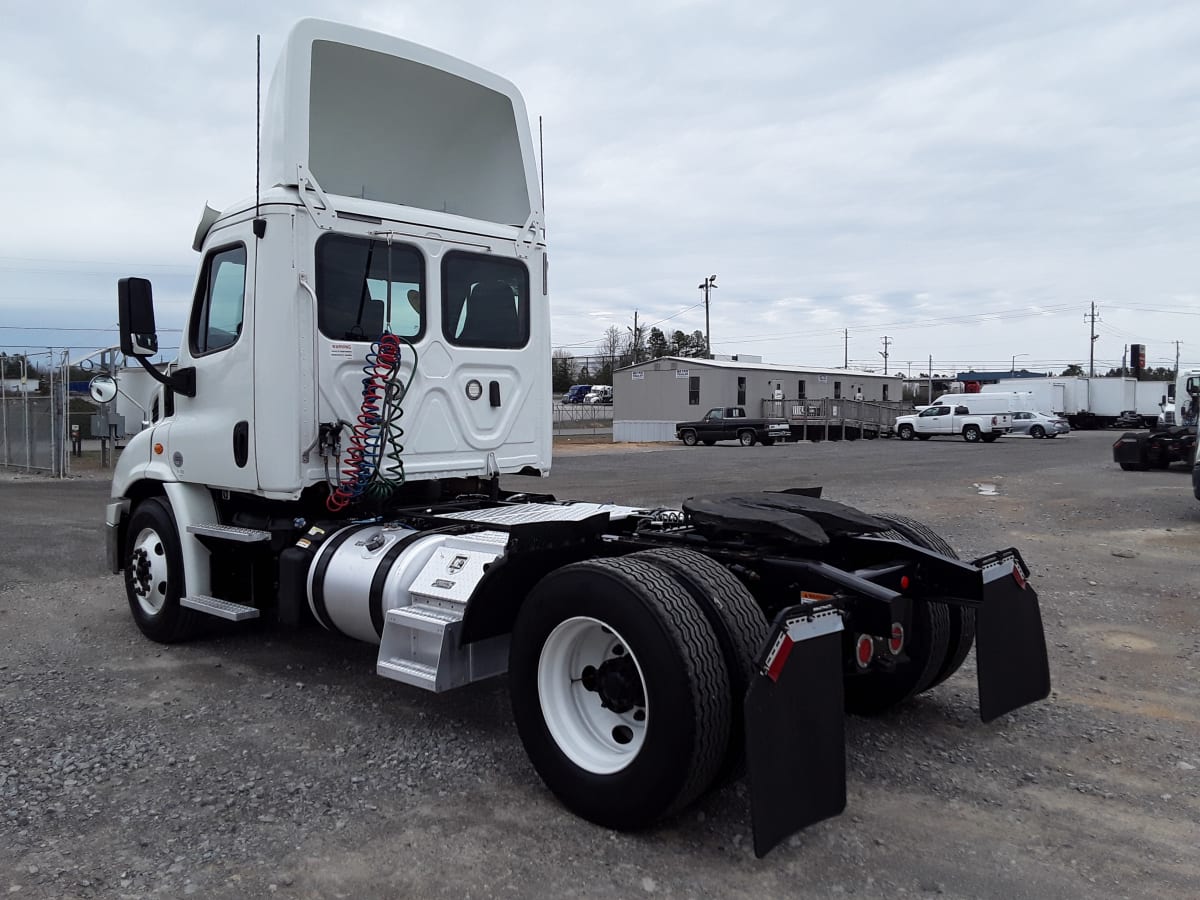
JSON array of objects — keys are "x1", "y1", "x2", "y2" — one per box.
[
  {"x1": 843, "y1": 514, "x2": 974, "y2": 715},
  {"x1": 510, "y1": 557, "x2": 734, "y2": 829}
]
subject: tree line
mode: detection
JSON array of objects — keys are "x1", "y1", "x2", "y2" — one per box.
[{"x1": 552, "y1": 326, "x2": 709, "y2": 392}]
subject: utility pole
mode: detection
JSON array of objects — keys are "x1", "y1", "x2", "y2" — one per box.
[
  {"x1": 698, "y1": 275, "x2": 717, "y2": 359},
  {"x1": 1085, "y1": 301, "x2": 1100, "y2": 377},
  {"x1": 879, "y1": 335, "x2": 891, "y2": 375},
  {"x1": 843, "y1": 328, "x2": 848, "y2": 368},
  {"x1": 631, "y1": 310, "x2": 640, "y2": 364},
  {"x1": 927, "y1": 354, "x2": 933, "y2": 405},
  {"x1": 1173, "y1": 340, "x2": 1182, "y2": 375}
]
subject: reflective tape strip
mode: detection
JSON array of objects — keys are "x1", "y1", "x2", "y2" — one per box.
[{"x1": 762, "y1": 611, "x2": 844, "y2": 682}]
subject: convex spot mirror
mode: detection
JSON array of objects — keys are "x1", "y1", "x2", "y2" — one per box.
[
  {"x1": 118, "y1": 276, "x2": 159, "y2": 357},
  {"x1": 88, "y1": 374, "x2": 117, "y2": 404}
]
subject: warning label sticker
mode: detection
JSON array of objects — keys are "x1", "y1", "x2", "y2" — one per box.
[{"x1": 330, "y1": 342, "x2": 353, "y2": 359}]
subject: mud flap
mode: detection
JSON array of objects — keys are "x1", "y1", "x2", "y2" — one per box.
[
  {"x1": 974, "y1": 558, "x2": 1051, "y2": 722},
  {"x1": 744, "y1": 607, "x2": 846, "y2": 858}
]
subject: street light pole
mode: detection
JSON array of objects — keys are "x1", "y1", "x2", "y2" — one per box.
[
  {"x1": 1011, "y1": 352, "x2": 1028, "y2": 377},
  {"x1": 698, "y1": 275, "x2": 717, "y2": 358}
]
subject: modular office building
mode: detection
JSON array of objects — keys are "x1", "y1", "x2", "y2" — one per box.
[{"x1": 613, "y1": 356, "x2": 902, "y2": 442}]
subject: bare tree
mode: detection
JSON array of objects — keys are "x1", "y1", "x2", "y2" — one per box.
[{"x1": 596, "y1": 325, "x2": 623, "y2": 383}]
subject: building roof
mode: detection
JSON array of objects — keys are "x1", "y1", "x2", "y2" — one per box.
[
  {"x1": 618, "y1": 356, "x2": 900, "y2": 378},
  {"x1": 956, "y1": 369, "x2": 1050, "y2": 381}
]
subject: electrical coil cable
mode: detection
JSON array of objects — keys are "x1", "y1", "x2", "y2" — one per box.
[{"x1": 325, "y1": 332, "x2": 418, "y2": 512}]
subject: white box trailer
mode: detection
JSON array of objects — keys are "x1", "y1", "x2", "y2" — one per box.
[{"x1": 992, "y1": 376, "x2": 1166, "y2": 429}]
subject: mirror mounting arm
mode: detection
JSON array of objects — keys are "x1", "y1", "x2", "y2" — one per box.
[{"x1": 133, "y1": 355, "x2": 196, "y2": 398}]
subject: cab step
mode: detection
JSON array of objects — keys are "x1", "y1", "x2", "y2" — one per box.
[
  {"x1": 376, "y1": 602, "x2": 507, "y2": 692},
  {"x1": 187, "y1": 523, "x2": 271, "y2": 543},
  {"x1": 181, "y1": 594, "x2": 261, "y2": 621}
]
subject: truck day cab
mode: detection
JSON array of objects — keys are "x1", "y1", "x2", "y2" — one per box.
[
  {"x1": 103, "y1": 19, "x2": 1050, "y2": 856},
  {"x1": 894, "y1": 403, "x2": 1011, "y2": 443},
  {"x1": 1112, "y1": 368, "x2": 1199, "y2": 477},
  {"x1": 676, "y1": 406, "x2": 790, "y2": 446}
]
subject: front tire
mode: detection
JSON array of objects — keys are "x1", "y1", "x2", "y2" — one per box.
[
  {"x1": 124, "y1": 497, "x2": 202, "y2": 643},
  {"x1": 1030, "y1": 425, "x2": 1045, "y2": 439},
  {"x1": 510, "y1": 558, "x2": 732, "y2": 830},
  {"x1": 963, "y1": 425, "x2": 981, "y2": 442},
  {"x1": 898, "y1": 424, "x2": 914, "y2": 441}
]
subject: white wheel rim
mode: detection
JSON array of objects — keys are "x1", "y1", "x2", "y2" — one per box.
[
  {"x1": 130, "y1": 526, "x2": 170, "y2": 616},
  {"x1": 538, "y1": 616, "x2": 649, "y2": 775}
]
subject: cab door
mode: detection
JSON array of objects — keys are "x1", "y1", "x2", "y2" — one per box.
[
  {"x1": 165, "y1": 232, "x2": 258, "y2": 491},
  {"x1": 699, "y1": 408, "x2": 724, "y2": 440},
  {"x1": 915, "y1": 405, "x2": 951, "y2": 435}
]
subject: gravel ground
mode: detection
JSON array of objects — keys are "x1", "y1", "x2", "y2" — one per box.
[{"x1": 2, "y1": 430, "x2": 1198, "y2": 899}]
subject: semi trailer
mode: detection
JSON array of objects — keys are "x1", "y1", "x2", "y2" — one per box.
[
  {"x1": 989, "y1": 375, "x2": 1170, "y2": 429},
  {"x1": 104, "y1": 19, "x2": 1051, "y2": 857}
]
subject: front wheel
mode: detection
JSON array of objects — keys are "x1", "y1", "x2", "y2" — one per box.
[
  {"x1": 680, "y1": 430, "x2": 698, "y2": 446},
  {"x1": 738, "y1": 430, "x2": 756, "y2": 447},
  {"x1": 898, "y1": 424, "x2": 914, "y2": 441},
  {"x1": 963, "y1": 425, "x2": 981, "y2": 442},
  {"x1": 124, "y1": 497, "x2": 202, "y2": 643},
  {"x1": 1030, "y1": 425, "x2": 1045, "y2": 439},
  {"x1": 509, "y1": 558, "x2": 732, "y2": 830}
]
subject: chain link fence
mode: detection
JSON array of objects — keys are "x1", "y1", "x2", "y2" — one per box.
[{"x1": 1, "y1": 358, "x2": 70, "y2": 476}]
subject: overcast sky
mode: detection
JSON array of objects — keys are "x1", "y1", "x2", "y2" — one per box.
[{"x1": 2, "y1": 0, "x2": 1198, "y2": 377}]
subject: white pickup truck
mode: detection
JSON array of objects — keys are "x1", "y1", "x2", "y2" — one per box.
[{"x1": 894, "y1": 403, "x2": 1011, "y2": 443}]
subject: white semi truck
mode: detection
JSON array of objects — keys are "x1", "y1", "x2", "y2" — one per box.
[
  {"x1": 104, "y1": 19, "x2": 1051, "y2": 856},
  {"x1": 1112, "y1": 368, "x2": 1199, "y2": 475}
]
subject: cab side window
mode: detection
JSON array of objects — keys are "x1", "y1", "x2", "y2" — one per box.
[{"x1": 190, "y1": 245, "x2": 247, "y2": 355}]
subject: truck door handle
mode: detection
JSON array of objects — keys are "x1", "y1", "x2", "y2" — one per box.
[
  {"x1": 489, "y1": 381, "x2": 501, "y2": 407},
  {"x1": 233, "y1": 421, "x2": 249, "y2": 468}
]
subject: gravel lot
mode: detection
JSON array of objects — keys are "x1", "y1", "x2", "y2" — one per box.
[{"x1": 2, "y1": 430, "x2": 1198, "y2": 899}]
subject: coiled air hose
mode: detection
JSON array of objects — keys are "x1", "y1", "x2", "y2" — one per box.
[{"x1": 326, "y1": 332, "x2": 417, "y2": 512}]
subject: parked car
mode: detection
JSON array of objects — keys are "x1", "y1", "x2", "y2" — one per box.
[
  {"x1": 562, "y1": 384, "x2": 592, "y2": 403},
  {"x1": 1008, "y1": 411, "x2": 1070, "y2": 439},
  {"x1": 676, "y1": 406, "x2": 790, "y2": 446},
  {"x1": 893, "y1": 404, "x2": 1011, "y2": 443}
]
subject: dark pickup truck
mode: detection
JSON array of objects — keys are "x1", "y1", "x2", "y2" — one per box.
[{"x1": 676, "y1": 406, "x2": 790, "y2": 446}]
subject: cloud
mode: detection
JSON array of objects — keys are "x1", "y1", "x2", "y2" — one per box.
[{"x1": 1, "y1": 0, "x2": 1197, "y2": 372}]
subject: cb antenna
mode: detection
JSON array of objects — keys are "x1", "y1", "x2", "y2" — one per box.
[
  {"x1": 539, "y1": 115, "x2": 546, "y2": 238},
  {"x1": 253, "y1": 34, "x2": 265, "y2": 238}
]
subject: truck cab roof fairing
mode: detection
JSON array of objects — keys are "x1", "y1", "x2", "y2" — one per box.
[{"x1": 258, "y1": 19, "x2": 540, "y2": 226}]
